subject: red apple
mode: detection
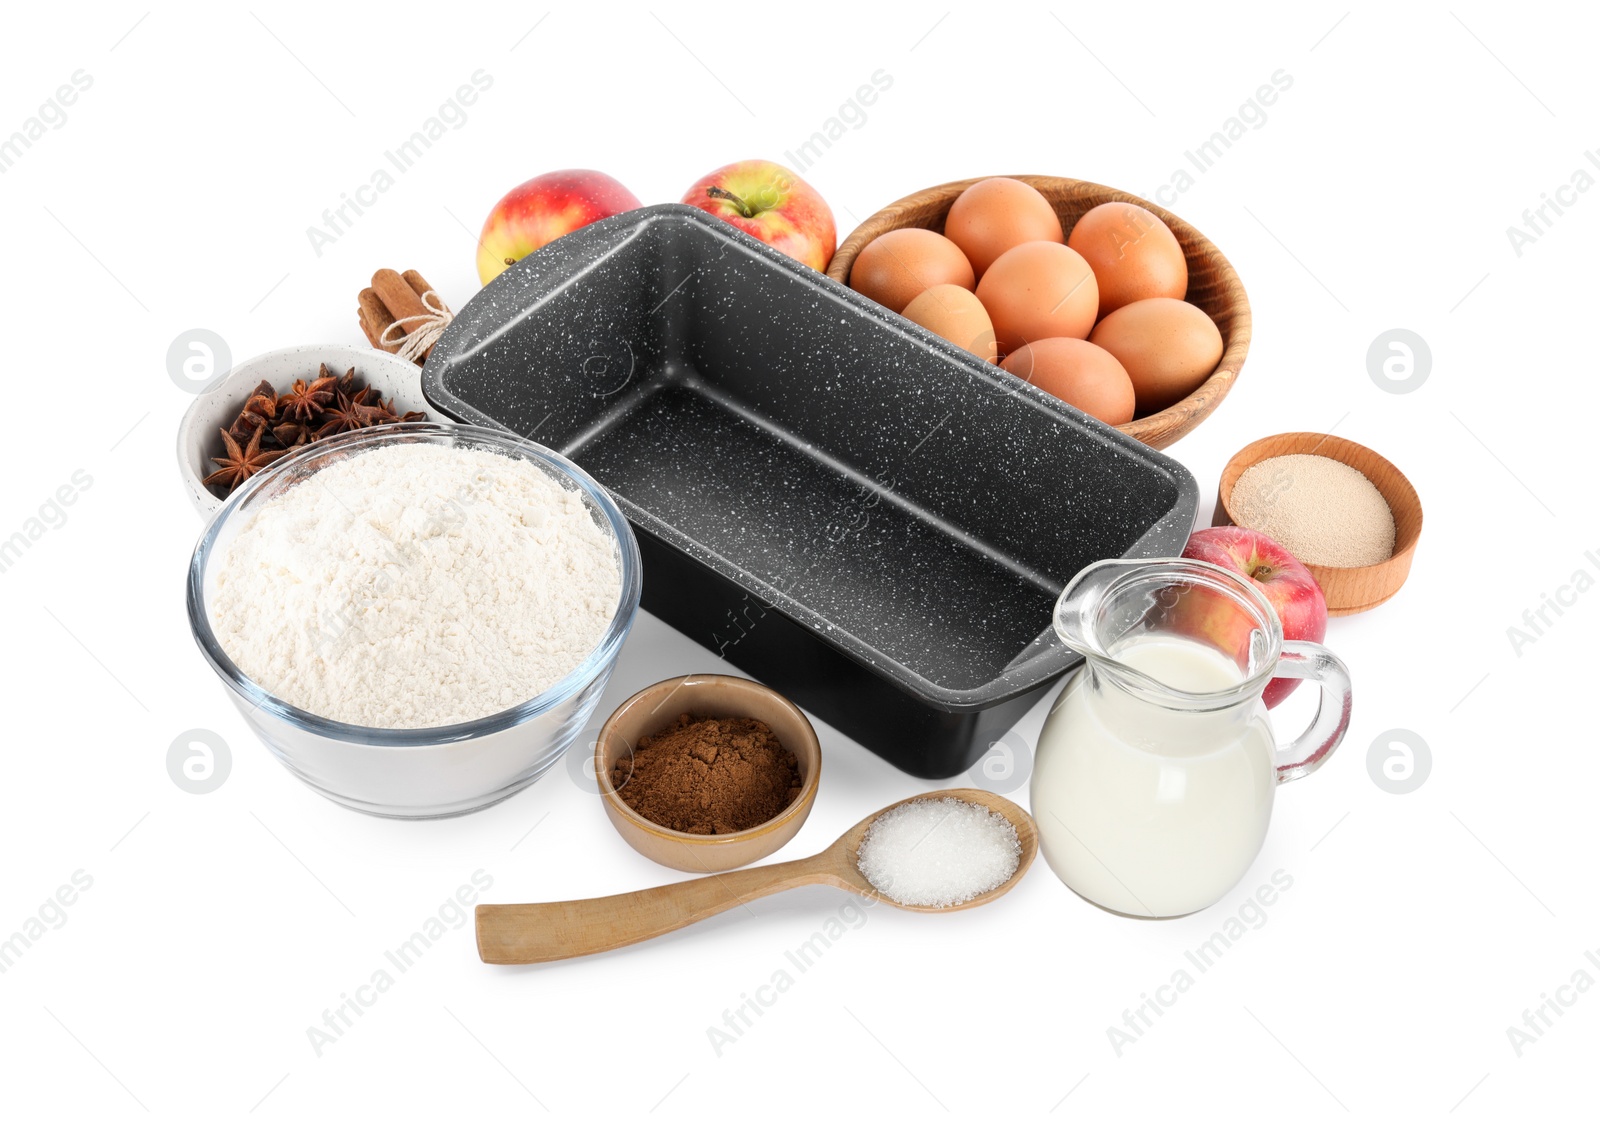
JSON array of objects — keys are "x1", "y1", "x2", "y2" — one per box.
[
  {"x1": 477, "y1": 170, "x2": 642, "y2": 285},
  {"x1": 680, "y1": 160, "x2": 836, "y2": 272},
  {"x1": 1180, "y1": 526, "x2": 1328, "y2": 708}
]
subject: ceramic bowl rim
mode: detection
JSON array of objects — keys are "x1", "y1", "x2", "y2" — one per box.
[{"x1": 176, "y1": 343, "x2": 426, "y2": 516}]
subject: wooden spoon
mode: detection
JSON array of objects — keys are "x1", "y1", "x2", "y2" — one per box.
[{"x1": 476, "y1": 788, "x2": 1037, "y2": 964}]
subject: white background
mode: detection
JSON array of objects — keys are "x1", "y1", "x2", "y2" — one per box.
[{"x1": 1, "y1": 2, "x2": 1593, "y2": 1119}]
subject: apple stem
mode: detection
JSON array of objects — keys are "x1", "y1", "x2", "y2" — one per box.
[
  {"x1": 705, "y1": 184, "x2": 756, "y2": 218},
  {"x1": 1251, "y1": 565, "x2": 1275, "y2": 581}
]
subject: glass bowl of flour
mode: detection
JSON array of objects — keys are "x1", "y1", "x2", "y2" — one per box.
[{"x1": 186, "y1": 422, "x2": 642, "y2": 818}]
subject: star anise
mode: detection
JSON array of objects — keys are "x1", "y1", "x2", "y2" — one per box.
[
  {"x1": 316, "y1": 387, "x2": 377, "y2": 439},
  {"x1": 226, "y1": 380, "x2": 279, "y2": 444},
  {"x1": 277, "y1": 374, "x2": 337, "y2": 422},
  {"x1": 273, "y1": 420, "x2": 316, "y2": 448},
  {"x1": 203, "y1": 425, "x2": 288, "y2": 495},
  {"x1": 206, "y1": 366, "x2": 429, "y2": 484},
  {"x1": 356, "y1": 402, "x2": 395, "y2": 426},
  {"x1": 360, "y1": 396, "x2": 419, "y2": 426}
]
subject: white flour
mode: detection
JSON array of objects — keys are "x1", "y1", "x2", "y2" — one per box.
[{"x1": 210, "y1": 443, "x2": 621, "y2": 728}]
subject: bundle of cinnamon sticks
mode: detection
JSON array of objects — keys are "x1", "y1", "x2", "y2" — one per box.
[{"x1": 357, "y1": 269, "x2": 449, "y2": 364}]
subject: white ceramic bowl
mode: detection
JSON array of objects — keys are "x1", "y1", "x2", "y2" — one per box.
[
  {"x1": 175, "y1": 343, "x2": 426, "y2": 519},
  {"x1": 186, "y1": 423, "x2": 644, "y2": 818}
]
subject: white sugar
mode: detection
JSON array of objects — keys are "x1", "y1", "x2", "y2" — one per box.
[{"x1": 856, "y1": 797, "x2": 1021, "y2": 908}]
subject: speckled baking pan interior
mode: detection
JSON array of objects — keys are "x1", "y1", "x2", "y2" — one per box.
[{"x1": 423, "y1": 204, "x2": 1197, "y2": 776}]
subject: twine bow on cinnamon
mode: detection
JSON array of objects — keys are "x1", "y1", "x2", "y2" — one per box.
[
  {"x1": 380, "y1": 287, "x2": 452, "y2": 364},
  {"x1": 357, "y1": 269, "x2": 454, "y2": 366}
]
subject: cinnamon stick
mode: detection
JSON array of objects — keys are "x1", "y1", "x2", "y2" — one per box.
[
  {"x1": 402, "y1": 269, "x2": 434, "y2": 303},
  {"x1": 373, "y1": 269, "x2": 428, "y2": 325},
  {"x1": 357, "y1": 287, "x2": 400, "y2": 354},
  {"x1": 371, "y1": 268, "x2": 435, "y2": 360}
]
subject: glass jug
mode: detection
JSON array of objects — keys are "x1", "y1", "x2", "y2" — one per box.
[{"x1": 1031, "y1": 557, "x2": 1352, "y2": 918}]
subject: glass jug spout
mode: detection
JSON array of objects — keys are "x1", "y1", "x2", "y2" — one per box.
[
  {"x1": 1052, "y1": 558, "x2": 1156, "y2": 661},
  {"x1": 1052, "y1": 557, "x2": 1284, "y2": 709}
]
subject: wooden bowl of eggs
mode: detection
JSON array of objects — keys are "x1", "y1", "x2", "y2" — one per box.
[{"x1": 828, "y1": 175, "x2": 1251, "y2": 450}]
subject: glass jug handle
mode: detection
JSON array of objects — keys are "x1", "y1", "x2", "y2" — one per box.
[{"x1": 1272, "y1": 640, "x2": 1353, "y2": 784}]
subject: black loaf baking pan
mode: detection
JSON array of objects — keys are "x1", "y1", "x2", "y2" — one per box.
[{"x1": 422, "y1": 204, "x2": 1197, "y2": 778}]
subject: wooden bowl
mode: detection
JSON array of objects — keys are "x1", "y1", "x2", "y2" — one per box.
[
  {"x1": 1213, "y1": 433, "x2": 1423, "y2": 616},
  {"x1": 595, "y1": 674, "x2": 821, "y2": 872},
  {"x1": 828, "y1": 175, "x2": 1251, "y2": 450}
]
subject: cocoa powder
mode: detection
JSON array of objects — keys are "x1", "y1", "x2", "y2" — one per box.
[{"x1": 613, "y1": 713, "x2": 801, "y2": 835}]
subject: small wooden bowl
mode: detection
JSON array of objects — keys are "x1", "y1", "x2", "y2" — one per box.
[
  {"x1": 595, "y1": 674, "x2": 821, "y2": 872},
  {"x1": 828, "y1": 175, "x2": 1251, "y2": 450},
  {"x1": 1214, "y1": 433, "x2": 1423, "y2": 616}
]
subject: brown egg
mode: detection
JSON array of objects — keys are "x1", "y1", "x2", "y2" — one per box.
[
  {"x1": 1068, "y1": 202, "x2": 1188, "y2": 317},
  {"x1": 943, "y1": 178, "x2": 1064, "y2": 277},
  {"x1": 902, "y1": 284, "x2": 998, "y2": 363},
  {"x1": 849, "y1": 228, "x2": 975, "y2": 313},
  {"x1": 1000, "y1": 338, "x2": 1135, "y2": 425},
  {"x1": 1089, "y1": 297, "x2": 1223, "y2": 415},
  {"x1": 976, "y1": 241, "x2": 1099, "y2": 354}
]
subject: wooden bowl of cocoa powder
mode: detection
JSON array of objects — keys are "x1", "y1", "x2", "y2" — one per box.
[{"x1": 595, "y1": 674, "x2": 822, "y2": 872}]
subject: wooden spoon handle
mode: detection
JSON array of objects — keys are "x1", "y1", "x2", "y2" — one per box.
[{"x1": 476, "y1": 855, "x2": 845, "y2": 964}]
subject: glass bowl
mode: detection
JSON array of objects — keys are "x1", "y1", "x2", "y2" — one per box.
[{"x1": 186, "y1": 422, "x2": 642, "y2": 818}]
